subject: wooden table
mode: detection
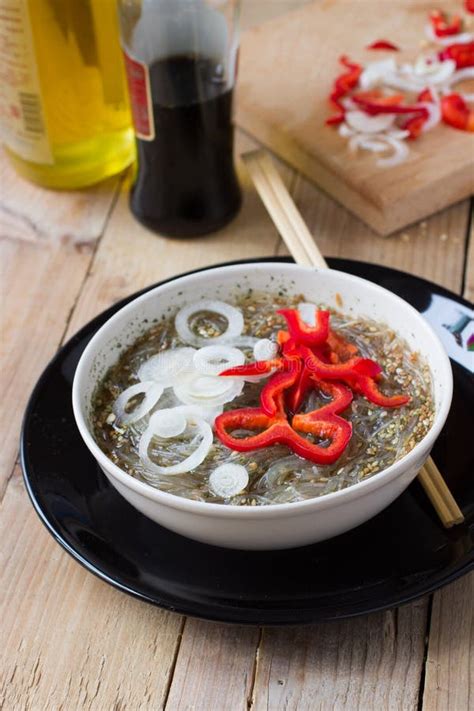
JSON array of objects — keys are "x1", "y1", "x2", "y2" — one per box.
[{"x1": 1, "y1": 3, "x2": 473, "y2": 709}]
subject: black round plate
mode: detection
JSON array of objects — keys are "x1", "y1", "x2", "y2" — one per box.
[{"x1": 21, "y1": 258, "x2": 474, "y2": 625}]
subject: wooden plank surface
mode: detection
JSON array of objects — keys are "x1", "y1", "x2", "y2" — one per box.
[
  {"x1": 1, "y1": 2, "x2": 472, "y2": 709},
  {"x1": 237, "y1": 0, "x2": 474, "y2": 234},
  {"x1": 252, "y1": 603, "x2": 427, "y2": 711},
  {"x1": 0, "y1": 155, "x2": 121, "y2": 497}
]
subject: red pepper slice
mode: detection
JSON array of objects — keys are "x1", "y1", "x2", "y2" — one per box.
[
  {"x1": 330, "y1": 55, "x2": 363, "y2": 111},
  {"x1": 439, "y1": 41, "x2": 474, "y2": 68},
  {"x1": 352, "y1": 95, "x2": 429, "y2": 118},
  {"x1": 429, "y1": 10, "x2": 462, "y2": 38},
  {"x1": 466, "y1": 0, "x2": 474, "y2": 14},
  {"x1": 347, "y1": 375, "x2": 410, "y2": 408},
  {"x1": 215, "y1": 380, "x2": 353, "y2": 465},
  {"x1": 417, "y1": 88, "x2": 435, "y2": 103},
  {"x1": 326, "y1": 112, "x2": 346, "y2": 126},
  {"x1": 401, "y1": 114, "x2": 427, "y2": 139},
  {"x1": 260, "y1": 367, "x2": 301, "y2": 417},
  {"x1": 296, "y1": 345, "x2": 408, "y2": 408},
  {"x1": 441, "y1": 93, "x2": 474, "y2": 131},
  {"x1": 366, "y1": 40, "x2": 400, "y2": 51},
  {"x1": 353, "y1": 90, "x2": 405, "y2": 106},
  {"x1": 277, "y1": 308, "x2": 330, "y2": 346}
]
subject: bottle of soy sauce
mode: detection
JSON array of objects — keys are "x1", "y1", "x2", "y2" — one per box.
[{"x1": 119, "y1": 0, "x2": 241, "y2": 237}]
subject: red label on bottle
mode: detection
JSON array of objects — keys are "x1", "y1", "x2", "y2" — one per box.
[{"x1": 123, "y1": 50, "x2": 155, "y2": 141}]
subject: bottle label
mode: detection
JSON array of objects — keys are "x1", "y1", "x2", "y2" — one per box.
[
  {"x1": 0, "y1": 0, "x2": 53, "y2": 164},
  {"x1": 122, "y1": 50, "x2": 155, "y2": 141}
]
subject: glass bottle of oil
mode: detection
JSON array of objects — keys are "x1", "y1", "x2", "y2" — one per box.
[{"x1": 0, "y1": 0, "x2": 134, "y2": 189}]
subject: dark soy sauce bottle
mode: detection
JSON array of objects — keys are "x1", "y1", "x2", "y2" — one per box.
[{"x1": 119, "y1": 1, "x2": 242, "y2": 238}]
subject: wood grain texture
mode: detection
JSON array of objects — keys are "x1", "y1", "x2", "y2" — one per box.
[
  {"x1": 1, "y1": 1, "x2": 472, "y2": 709},
  {"x1": 236, "y1": 0, "x2": 474, "y2": 234},
  {"x1": 422, "y1": 573, "x2": 474, "y2": 711},
  {"x1": 0, "y1": 467, "x2": 184, "y2": 711},
  {"x1": 276, "y1": 171, "x2": 470, "y2": 291},
  {"x1": 164, "y1": 620, "x2": 260, "y2": 711},
  {"x1": 251, "y1": 603, "x2": 428, "y2": 711},
  {"x1": 463, "y1": 202, "x2": 474, "y2": 303},
  {"x1": 0, "y1": 156, "x2": 120, "y2": 496}
]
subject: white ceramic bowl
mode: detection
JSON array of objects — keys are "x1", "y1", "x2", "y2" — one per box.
[{"x1": 72, "y1": 263, "x2": 452, "y2": 550}]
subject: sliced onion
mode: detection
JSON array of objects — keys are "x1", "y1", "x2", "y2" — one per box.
[
  {"x1": 174, "y1": 373, "x2": 243, "y2": 407},
  {"x1": 346, "y1": 110, "x2": 396, "y2": 133},
  {"x1": 385, "y1": 129, "x2": 411, "y2": 139},
  {"x1": 376, "y1": 136, "x2": 410, "y2": 167},
  {"x1": 425, "y1": 24, "x2": 474, "y2": 46},
  {"x1": 113, "y1": 381, "x2": 163, "y2": 425},
  {"x1": 139, "y1": 413, "x2": 212, "y2": 475},
  {"x1": 442, "y1": 67, "x2": 474, "y2": 102},
  {"x1": 137, "y1": 347, "x2": 196, "y2": 383},
  {"x1": 209, "y1": 463, "x2": 249, "y2": 498},
  {"x1": 193, "y1": 345, "x2": 245, "y2": 376},
  {"x1": 147, "y1": 409, "x2": 187, "y2": 438},
  {"x1": 338, "y1": 122, "x2": 354, "y2": 137},
  {"x1": 349, "y1": 134, "x2": 410, "y2": 166},
  {"x1": 175, "y1": 300, "x2": 244, "y2": 347},
  {"x1": 298, "y1": 301, "x2": 318, "y2": 325},
  {"x1": 359, "y1": 58, "x2": 398, "y2": 90},
  {"x1": 415, "y1": 101, "x2": 441, "y2": 132},
  {"x1": 350, "y1": 134, "x2": 390, "y2": 152},
  {"x1": 253, "y1": 338, "x2": 278, "y2": 361}
]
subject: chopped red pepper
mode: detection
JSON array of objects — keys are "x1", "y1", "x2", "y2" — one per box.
[
  {"x1": 260, "y1": 368, "x2": 302, "y2": 417},
  {"x1": 217, "y1": 307, "x2": 410, "y2": 465},
  {"x1": 326, "y1": 113, "x2": 346, "y2": 126},
  {"x1": 352, "y1": 90, "x2": 404, "y2": 106},
  {"x1": 429, "y1": 10, "x2": 462, "y2": 38},
  {"x1": 366, "y1": 40, "x2": 400, "y2": 51},
  {"x1": 215, "y1": 379, "x2": 353, "y2": 465},
  {"x1": 401, "y1": 114, "x2": 428, "y2": 139},
  {"x1": 352, "y1": 94, "x2": 429, "y2": 118},
  {"x1": 417, "y1": 88, "x2": 435, "y2": 103},
  {"x1": 330, "y1": 55, "x2": 363, "y2": 111},
  {"x1": 277, "y1": 308, "x2": 330, "y2": 346},
  {"x1": 439, "y1": 41, "x2": 474, "y2": 68},
  {"x1": 440, "y1": 93, "x2": 474, "y2": 131},
  {"x1": 466, "y1": 0, "x2": 474, "y2": 14}
]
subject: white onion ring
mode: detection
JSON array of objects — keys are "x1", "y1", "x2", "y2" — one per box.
[
  {"x1": 376, "y1": 136, "x2": 410, "y2": 167},
  {"x1": 338, "y1": 122, "x2": 355, "y2": 137},
  {"x1": 346, "y1": 110, "x2": 396, "y2": 133},
  {"x1": 349, "y1": 134, "x2": 410, "y2": 166},
  {"x1": 113, "y1": 381, "x2": 163, "y2": 425},
  {"x1": 209, "y1": 464, "x2": 249, "y2": 498},
  {"x1": 174, "y1": 374, "x2": 244, "y2": 407},
  {"x1": 425, "y1": 24, "x2": 474, "y2": 46},
  {"x1": 147, "y1": 409, "x2": 187, "y2": 438},
  {"x1": 175, "y1": 300, "x2": 244, "y2": 347},
  {"x1": 139, "y1": 412, "x2": 213, "y2": 475},
  {"x1": 442, "y1": 67, "x2": 474, "y2": 102},
  {"x1": 137, "y1": 347, "x2": 196, "y2": 383},
  {"x1": 359, "y1": 59, "x2": 398, "y2": 90},
  {"x1": 415, "y1": 101, "x2": 441, "y2": 132},
  {"x1": 193, "y1": 345, "x2": 245, "y2": 376},
  {"x1": 253, "y1": 338, "x2": 278, "y2": 361}
]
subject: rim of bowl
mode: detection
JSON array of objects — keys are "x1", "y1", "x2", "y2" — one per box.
[{"x1": 72, "y1": 263, "x2": 453, "y2": 519}]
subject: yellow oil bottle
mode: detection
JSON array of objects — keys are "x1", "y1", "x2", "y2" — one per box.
[{"x1": 0, "y1": 0, "x2": 134, "y2": 188}]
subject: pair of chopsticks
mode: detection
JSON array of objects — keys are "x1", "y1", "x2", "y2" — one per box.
[{"x1": 242, "y1": 149, "x2": 464, "y2": 529}]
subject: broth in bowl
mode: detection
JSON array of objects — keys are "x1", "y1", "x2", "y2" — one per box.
[{"x1": 91, "y1": 290, "x2": 434, "y2": 506}]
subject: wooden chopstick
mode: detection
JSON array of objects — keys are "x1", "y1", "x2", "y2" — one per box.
[{"x1": 243, "y1": 149, "x2": 464, "y2": 529}]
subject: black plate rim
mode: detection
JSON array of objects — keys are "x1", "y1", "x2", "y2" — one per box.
[{"x1": 20, "y1": 257, "x2": 474, "y2": 625}]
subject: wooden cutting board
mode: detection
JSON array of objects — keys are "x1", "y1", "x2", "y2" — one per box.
[{"x1": 236, "y1": 0, "x2": 474, "y2": 235}]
